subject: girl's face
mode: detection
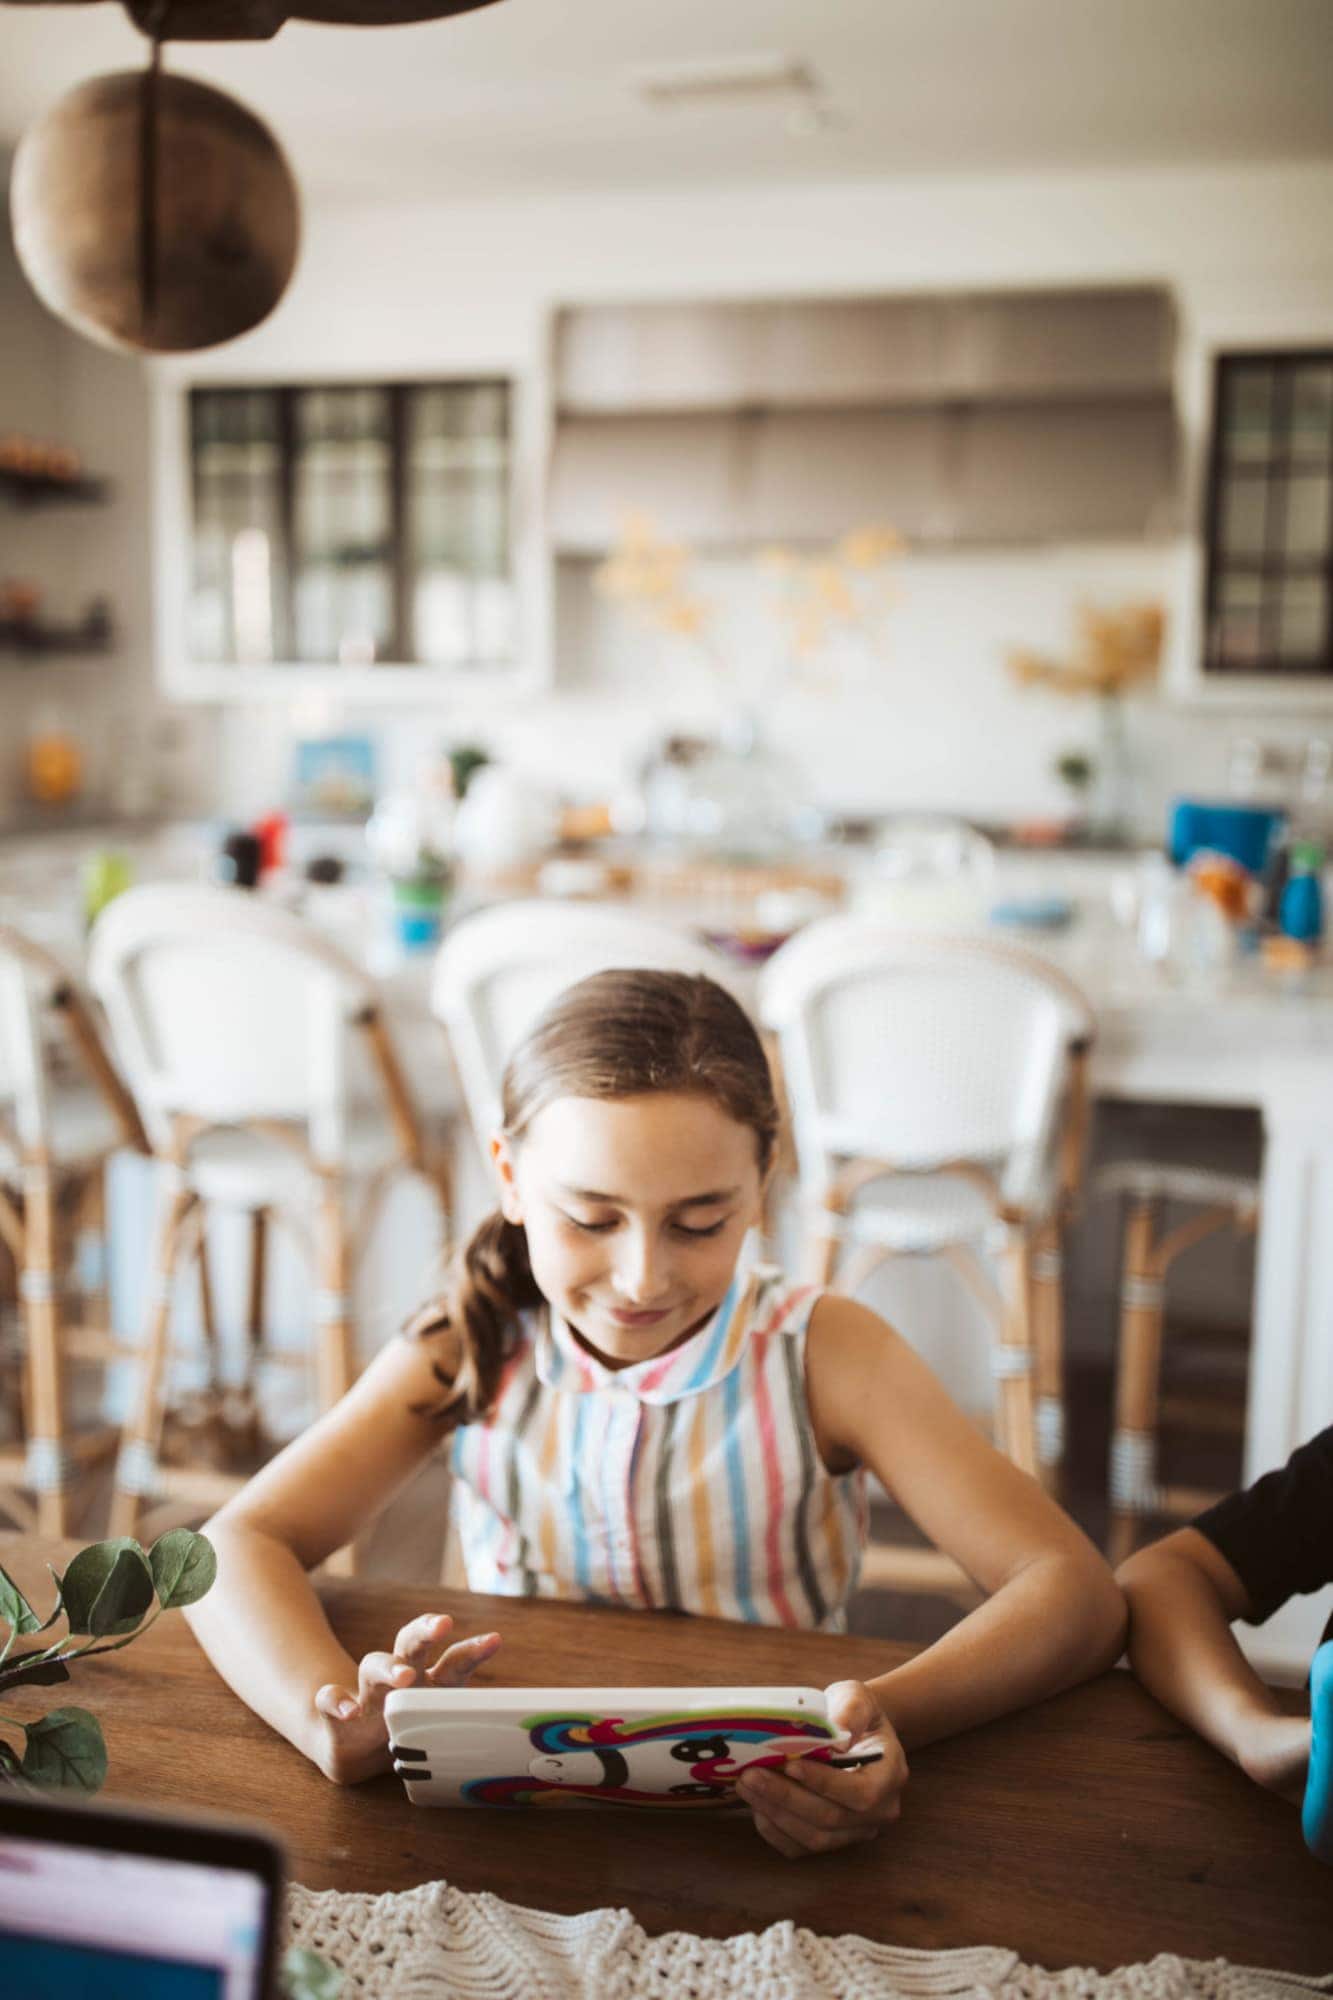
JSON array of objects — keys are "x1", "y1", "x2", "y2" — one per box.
[{"x1": 492, "y1": 1091, "x2": 766, "y2": 1369}]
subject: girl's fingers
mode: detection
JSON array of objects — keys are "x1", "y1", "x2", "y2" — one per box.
[
  {"x1": 314, "y1": 1682, "x2": 362, "y2": 1723},
  {"x1": 751, "y1": 1811, "x2": 804, "y2": 1861},
  {"x1": 750, "y1": 1795, "x2": 877, "y2": 1858},
  {"x1": 392, "y1": 1613, "x2": 455, "y2": 1662},
  {"x1": 739, "y1": 1766, "x2": 848, "y2": 1835},
  {"x1": 358, "y1": 1651, "x2": 417, "y2": 1707},
  {"x1": 425, "y1": 1631, "x2": 502, "y2": 1685},
  {"x1": 784, "y1": 1741, "x2": 907, "y2": 1817}
]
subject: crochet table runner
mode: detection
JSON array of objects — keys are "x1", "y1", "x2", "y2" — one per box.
[{"x1": 288, "y1": 1882, "x2": 1331, "y2": 2000}]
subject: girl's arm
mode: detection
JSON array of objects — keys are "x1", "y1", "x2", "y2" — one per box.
[
  {"x1": 1118, "y1": 1528, "x2": 1311, "y2": 1799},
  {"x1": 184, "y1": 1328, "x2": 500, "y2": 1783},
  {"x1": 808, "y1": 1295, "x2": 1127, "y2": 1747}
]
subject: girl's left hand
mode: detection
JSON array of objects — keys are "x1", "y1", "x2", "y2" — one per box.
[{"x1": 737, "y1": 1679, "x2": 908, "y2": 1860}]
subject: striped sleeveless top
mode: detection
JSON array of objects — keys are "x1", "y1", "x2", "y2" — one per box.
[{"x1": 448, "y1": 1267, "x2": 867, "y2": 1631}]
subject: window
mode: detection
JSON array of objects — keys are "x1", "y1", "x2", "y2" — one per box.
[
  {"x1": 188, "y1": 380, "x2": 513, "y2": 670},
  {"x1": 1202, "y1": 352, "x2": 1333, "y2": 678}
]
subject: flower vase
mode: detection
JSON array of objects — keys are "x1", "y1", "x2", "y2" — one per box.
[{"x1": 391, "y1": 871, "x2": 451, "y2": 953}]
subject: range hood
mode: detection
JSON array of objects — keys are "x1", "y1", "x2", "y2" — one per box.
[{"x1": 548, "y1": 287, "x2": 1179, "y2": 551}]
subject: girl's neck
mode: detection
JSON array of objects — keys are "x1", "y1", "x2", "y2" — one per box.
[{"x1": 560, "y1": 1296, "x2": 726, "y2": 1373}]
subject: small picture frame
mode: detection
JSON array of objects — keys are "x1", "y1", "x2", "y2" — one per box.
[{"x1": 291, "y1": 734, "x2": 377, "y2": 819}]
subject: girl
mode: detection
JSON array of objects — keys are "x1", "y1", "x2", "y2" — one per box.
[
  {"x1": 1118, "y1": 1426, "x2": 1332, "y2": 1859},
  {"x1": 186, "y1": 969, "x2": 1124, "y2": 1859}
]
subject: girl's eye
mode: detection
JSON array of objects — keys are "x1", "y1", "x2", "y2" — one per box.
[
  {"x1": 563, "y1": 1213, "x2": 617, "y2": 1234},
  {"x1": 673, "y1": 1218, "x2": 728, "y2": 1240}
]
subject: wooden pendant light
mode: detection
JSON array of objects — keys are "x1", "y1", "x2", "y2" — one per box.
[{"x1": 9, "y1": 53, "x2": 301, "y2": 354}]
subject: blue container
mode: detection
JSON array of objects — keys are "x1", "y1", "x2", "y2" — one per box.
[
  {"x1": 1279, "y1": 862, "x2": 1324, "y2": 943},
  {"x1": 1304, "y1": 1640, "x2": 1333, "y2": 1866},
  {"x1": 1168, "y1": 800, "x2": 1285, "y2": 876}
]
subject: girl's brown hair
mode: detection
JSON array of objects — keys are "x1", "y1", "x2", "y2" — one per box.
[{"x1": 410, "y1": 968, "x2": 779, "y2": 1424}]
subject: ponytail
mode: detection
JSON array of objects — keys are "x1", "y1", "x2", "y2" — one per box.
[{"x1": 408, "y1": 1208, "x2": 542, "y2": 1425}]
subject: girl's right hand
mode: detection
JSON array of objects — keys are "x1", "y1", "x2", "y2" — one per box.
[{"x1": 311, "y1": 1612, "x2": 501, "y2": 1785}]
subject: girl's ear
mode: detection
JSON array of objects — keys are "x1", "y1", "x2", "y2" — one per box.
[{"x1": 490, "y1": 1132, "x2": 524, "y2": 1224}]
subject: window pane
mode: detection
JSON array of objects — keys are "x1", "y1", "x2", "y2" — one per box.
[
  {"x1": 190, "y1": 391, "x2": 283, "y2": 665},
  {"x1": 1219, "y1": 473, "x2": 1268, "y2": 558},
  {"x1": 1277, "y1": 577, "x2": 1327, "y2": 664},
  {"x1": 1223, "y1": 366, "x2": 1275, "y2": 463},
  {"x1": 292, "y1": 387, "x2": 393, "y2": 663},
  {"x1": 1210, "y1": 571, "x2": 1265, "y2": 669},
  {"x1": 1286, "y1": 365, "x2": 1333, "y2": 462},
  {"x1": 1283, "y1": 473, "x2": 1331, "y2": 560},
  {"x1": 406, "y1": 383, "x2": 511, "y2": 666}
]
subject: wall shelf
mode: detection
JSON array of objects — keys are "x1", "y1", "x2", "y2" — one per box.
[
  {"x1": 0, "y1": 467, "x2": 110, "y2": 508},
  {"x1": 0, "y1": 615, "x2": 114, "y2": 658}
]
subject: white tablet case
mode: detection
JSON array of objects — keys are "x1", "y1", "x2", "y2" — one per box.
[{"x1": 384, "y1": 1685, "x2": 845, "y2": 1809}]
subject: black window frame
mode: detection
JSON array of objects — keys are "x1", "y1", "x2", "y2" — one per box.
[
  {"x1": 188, "y1": 376, "x2": 513, "y2": 670},
  {"x1": 1201, "y1": 348, "x2": 1333, "y2": 681}
]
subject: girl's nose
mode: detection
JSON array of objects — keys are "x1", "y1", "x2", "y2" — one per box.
[{"x1": 611, "y1": 1230, "x2": 672, "y2": 1304}]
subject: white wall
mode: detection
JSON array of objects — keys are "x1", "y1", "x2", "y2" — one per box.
[
  {"x1": 0, "y1": 187, "x2": 216, "y2": 827},
  {"x1": 158, "y1": 157, "x2": 1333, "y2": 832}
]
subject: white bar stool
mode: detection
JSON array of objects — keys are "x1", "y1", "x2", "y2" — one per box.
[
  {"x1": 1100, "y1": 1160, "x2": 1260, "y2": 1565},
  {"x1": 0, "y1": 923, "x2": 149, "y2": 1535},
  {"x1": 759, "y1": 922, "x2": 1095, "y2": 1589},
  {"x1": 89, "y1": 884, "x2": 455, "y2": 1549}
]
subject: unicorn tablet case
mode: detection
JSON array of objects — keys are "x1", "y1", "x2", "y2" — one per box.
[{"x1": 384, "y1": 1685, "x2": 864, "y2": 1809}]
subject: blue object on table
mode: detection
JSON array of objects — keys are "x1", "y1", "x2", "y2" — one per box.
[
  {"x1": 988, "y1": 896, "x2": 1074, "y2": 931},
  {"x1": 1278, "y1": 844, "x2": 1325, "y2": 943},
  {"x1": 1302, "y1": 1639, "x2": 1333, "y2": 1865},
  {"x1": 1167, "y1": 800, "x2": 1285, "y2": 876}
]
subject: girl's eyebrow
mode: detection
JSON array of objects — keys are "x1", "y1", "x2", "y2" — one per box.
[{"x1": 557, "y1": 1183, "x2": 741, "y2": 1209}]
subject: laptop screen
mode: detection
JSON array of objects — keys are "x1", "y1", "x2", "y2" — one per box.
[{"x1": 0, "y1": 1795, "x2": 282, "y2": 2000}]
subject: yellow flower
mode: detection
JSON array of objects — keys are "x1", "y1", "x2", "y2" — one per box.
[{"x1": 836, "y1": 523, "x2": 904, "y2": 569}]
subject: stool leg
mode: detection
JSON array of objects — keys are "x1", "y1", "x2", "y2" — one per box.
[
  {"x1": 195, "y1": 1215, "x2": 221, "y2": 1397},
  {"x1": 110, "y1": 1180, "x2": 194, "y2": 1541},
  {"x1": 314, "y1": 1183, "x2": 355, "y2": 1413},
  {"x1": 995, "y1": 1234, "x2": 1039, "y2": 1478},
  {"x1": 803, "y1": 1201, "x2": 843, "y2": 1287},
  {"x1": 21, "y1": 1157, "x2": 68, "y2": 1538},
  {"x1": 75, "y1": 1165, "x2": 109, "y2": 1337},
  {"x1": 1030, "y1": 1216, "x2": 1066, "y2": 1492},
  {"x1": 244, "y1": 1206, "x2": 268, "y2": 1402},
  {"x1": 1108, "y1": 1198, "x2": 1162, "y2": 1567}
]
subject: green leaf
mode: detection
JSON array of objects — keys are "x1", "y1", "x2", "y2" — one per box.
[
  {"x1": 149, "y1": 1530, "x2": 217, "y2": 1611},
  {"x1": 281, "y1": 1947, "x2": 343, "y2": 2000},
  {"x1": 0, "y1": 1739, "x2": 24, "y2": 1780},
  {"x1": 0, "y1": 1656, "x2": 70, "y2": 1693},
  {"x1": 20, "y1": 1708, "x2": 108, "y2": 1792},
  {"x1": 0, "y1": 1566, "x2": 40, "y2": 1640},
  {"x1": 89, "y1": 1547, "x2": 155, "y2": 1639},
  {"x1": 60, "y1": 1540, "x2": 150, "y2": 1637}
]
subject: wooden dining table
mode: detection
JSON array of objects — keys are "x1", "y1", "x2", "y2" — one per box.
[{"x1": 2, "y1": 1537, "x2": 1329, "y2": 1975}]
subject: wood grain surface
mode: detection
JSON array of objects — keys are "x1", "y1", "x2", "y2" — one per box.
[{"x1": 3, "y1": 1538, "x2": 1328, "y2": 1973}]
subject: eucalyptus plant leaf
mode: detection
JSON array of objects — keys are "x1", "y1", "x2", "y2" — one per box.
[
  {"x1": 61, "y1": 1540, "x2": 150, "y2": 1637},
  {"x1": 281, "y1": 1946, "x2": 343, "y2": 1999},
  {"x1": 0, "y1": 1656, "x2": 71, "y2": 1693},
  {"x1": 0, "y1": 1566, "x2": 40, "y2": 1639},
  {"x1": 149, "y1": 1529, "x2": 218, "y2": 1610},
  {"x1": 40, "y1": 1567, "x2": 65, "y2": 1629},
  {"x1": 0, "y1": 1739, "x2": 24, "y2": 1779},
  {"x1": 20, "y1": 1707, "x2": 108, "y2": 1792},
  {"x1": 90, "y1": 1547, "x2": 157, "y2": 1639}
]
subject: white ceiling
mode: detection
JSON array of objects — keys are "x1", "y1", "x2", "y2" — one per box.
[{"x1": 1, "y1": 0, "x2": 1330, "y2": 203}]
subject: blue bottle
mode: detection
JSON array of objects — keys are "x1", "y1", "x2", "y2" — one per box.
[{"x1": 1278, "y1": 843, "x2": 1325, "y2": 944}]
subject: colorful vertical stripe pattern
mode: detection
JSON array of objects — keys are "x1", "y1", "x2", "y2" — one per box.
[{"x1": 449, "y1": 1268, "x2": 865, "y2": 1630}]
